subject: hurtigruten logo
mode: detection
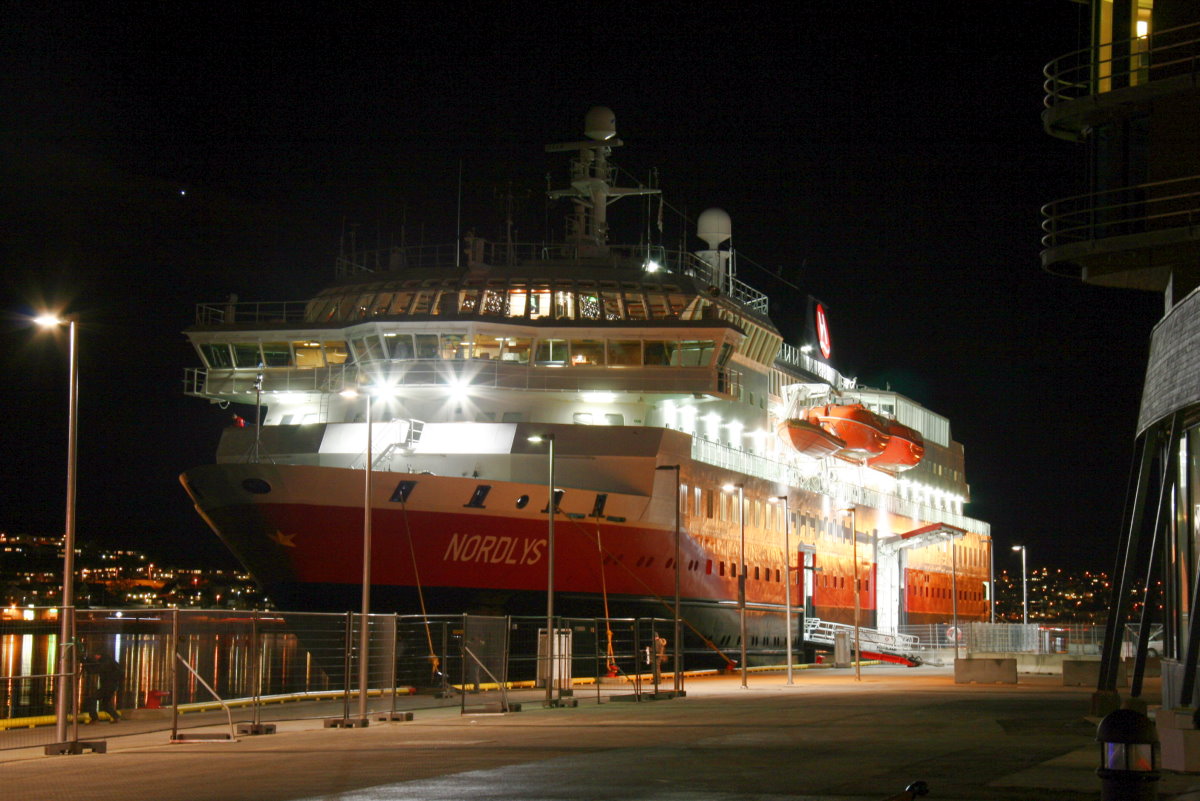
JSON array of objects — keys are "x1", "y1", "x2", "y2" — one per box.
[{"x1": 443, "y1": 533, "x2": 545, "y2": 565}]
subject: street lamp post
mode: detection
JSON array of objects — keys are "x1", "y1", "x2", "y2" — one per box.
[
  {"x1": 340, "y1": 387, "x2": 374, "y2": 724},
  {"x1": 723, "y1": 483, "x2": 747, "y2": 689},
  {"x1": 36, "y1": 314, "x2": 79, "y2": 747},
  {"x1": 656, "y1": 464, "x2": 682, "y2": 695},
  {"x1": 842, "y1": 506, "x2": 861, "y2": 682},
  {"x1": 1012, "y1": 545, "x2": 1028, "y2": 625},
  {"x1": 529, "y1": 433, "x2": 557, "y2": 706},
  {"x1": 774, "y1": 496, "x2": 794, "y2": 685}
]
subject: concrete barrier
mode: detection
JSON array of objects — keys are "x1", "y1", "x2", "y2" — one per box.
[
  {"x1": 954, "y1": 658, "x2": 1017, "y2": 684},
  {"x1": 1063, "y1": 660, "x2": 1127, "y2": 687}
]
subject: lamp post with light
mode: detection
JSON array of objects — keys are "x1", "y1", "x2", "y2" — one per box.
[
  {"x1": 723, "y1": 483, "x2": 747, "y2": 689},
  {"x1": 773, "y1": 496, "x2": 794, "y2": 685},
  {"x1": 656, "y1": 464, "x2": 682, "y2": 695},
  {"x1": 842, "y1": 506, "x2": 861, "y2": 682},
  {"x1": 1012, "y1": 544, "x2": 1028, "y2": 625},
  {"x1": 339, "y1": 387, "x2": 375, "y2": 725},
  {"x1": 35, "y1": 314, "x2": 80, "y2": 747},
  {"x1": 528, "y1": 433, "x2": 557, "y2": 706}
]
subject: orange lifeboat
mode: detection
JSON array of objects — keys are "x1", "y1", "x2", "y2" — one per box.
[
  {"x1": 867, "y1": 419, "x2": 925, "y2": 471},
  {"x1": 810, "y1": 404, "x2": 890, "y2": 459},
  {"x1": 777, "y1": 417, "x2": 845, "y2": 459}
]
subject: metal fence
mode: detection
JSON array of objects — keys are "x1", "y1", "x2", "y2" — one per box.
[{"x1": 1, "y1": 609, "x2": 690, "y2": 751}]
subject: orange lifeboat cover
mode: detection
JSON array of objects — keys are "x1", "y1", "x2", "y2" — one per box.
[
  {"x1": 867, "y1": 419, "x2": 925, "y2": 471},
  {"x1": 777, "y1": 417, "x2": 845, "y2": 459},
  {"x1": 811, "y1": 404, "x2": 890, "y2": 459}
]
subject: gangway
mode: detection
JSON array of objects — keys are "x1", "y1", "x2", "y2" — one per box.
[{"x1": 804, "y1": 617, "x2": 922, "y2": 667}]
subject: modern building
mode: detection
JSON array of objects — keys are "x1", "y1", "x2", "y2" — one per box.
[{"x1": 1040, "y1": 0, "x2": 1200, "y2": 721}]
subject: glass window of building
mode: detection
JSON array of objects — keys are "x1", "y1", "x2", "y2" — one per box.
[
  {"x1": 607, "y1": 339, "x2": 641, "y2": 366},
  {"x1": 201, "y1": 343, "x2": 233, "y2": 369},
  {"x1": 534, "y1": 338, "x2": 568, "y2": 365},
  {"x1": 570, "y1": 339, "x2": 604, "y2": 366},
  {"x1": 644, "y1": 340, "x2": 676, "y2": 366},
  {"x1": 501, "y1": 337, "x2": 532, "y2": 363},
  {"x1": 480, "y1": 289, "x2": 506, "y2": 316},
  {"x1": 604, "y1": 413, "x2": 624, "y2": 425},
  {"x1": 554, "y1": 290, "x2": 575, "y2": 319},
  {"x1": 676, "y1": 340, "x2": 715, "y2": 367},
  {"x1": 507, "y1": 288, "x2": 528, "y2": 318},
  {"x1": 415, "y1": 333, "x2": 439, "y2": 359},
  {"x1": 458, "y1": 289, "x2": 480, "y2": 314},
  {"x1": 292, "y1": 340, "x2": 324, "y2": 368},
  {"x1": 600, "y1": 290, "x2": 623, "y2": 320},
  {"x1": 324, "y1": 341, "x2": 350, "y2": 365},
  {"x1": 410, "y1": 290, "x2": 434, "y2": 315},
  {"x1": 441, "y1": 333, "x2": 469, "y2": 360},
  {"x1": 578, "y1": 292, "x2": 601, "y2": 320},
  {"x1": 262, "y1": 342, "x2": 292, "y2": 367},
  {"x1": 529, "y1": 289, "x2": 552, "y2": 319},
  {"x1": 473, "y1": 334, "x2": 504, "y2": 360},
  {"x1": 233, "y1": 342, "x2": 262, "y2": 368},
  {"x1": 386, "y1": 333, "x2": 415, "y2": 360}
]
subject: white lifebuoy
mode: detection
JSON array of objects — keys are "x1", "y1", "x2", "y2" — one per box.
[{"x1": 944, "y1": 626, "x2": 961, "y2": 644}]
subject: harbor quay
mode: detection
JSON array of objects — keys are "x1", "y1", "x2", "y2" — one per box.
[{"x1": 4, "y1": 665, "x2": 1199, "y2": 801}]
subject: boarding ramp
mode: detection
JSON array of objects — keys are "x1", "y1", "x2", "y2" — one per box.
[{"x1": 804, "y1": 617, "x2": 922, "y2": 666}]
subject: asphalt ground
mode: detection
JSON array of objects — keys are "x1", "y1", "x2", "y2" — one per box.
[{"x1": 2, "y1": 665, "x2": 1195, "y2": 801}]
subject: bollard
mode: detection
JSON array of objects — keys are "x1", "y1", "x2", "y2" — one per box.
[{"x1": 1097, "y1": 707, "x2": 1160, "y2": 801}]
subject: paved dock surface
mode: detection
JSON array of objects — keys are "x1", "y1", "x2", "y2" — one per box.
[{"x1": 3, "y1": 666, "x2": 1197, "y2": 801}]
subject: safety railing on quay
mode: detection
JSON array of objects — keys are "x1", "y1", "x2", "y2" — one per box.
[{"x1": 1, "y1": 609, "x2": 697, "y2": 750}]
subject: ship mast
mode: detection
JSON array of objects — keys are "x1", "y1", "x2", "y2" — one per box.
[{"x1": 545, "y1": 106, "x2": 660, "y2": 257}]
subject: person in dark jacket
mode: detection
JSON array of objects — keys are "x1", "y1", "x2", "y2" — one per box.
[{"x1": 83, "y1": 651, "x2": 122, "y2": 723}]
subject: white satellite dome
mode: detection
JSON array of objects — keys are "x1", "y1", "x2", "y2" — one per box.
[
  {"x1": 697, "y1": 208, "x2": 732, "y2": 250},
  {"x1": 584, "y1": 106, "x2": 617, "y2": 141}
]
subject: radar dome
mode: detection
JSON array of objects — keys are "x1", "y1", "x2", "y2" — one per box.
[
  {"x1": 697, "y1": 208, "x2": 732, "y2": 250},
  {"x1": 584, "y1": 106, "x2": 617, "y2": 141}
]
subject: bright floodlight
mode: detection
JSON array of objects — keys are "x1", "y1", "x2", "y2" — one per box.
[
  {"x1": 339, "y1": 389, "x2": 360, "y2": 399},
  {"x1": 35, "y1": 314, "x2": 64, "y2": 328},
  {"x1": 527, "y1": 435, "x2": 544, "y2": 443},
  {"x1": 1012, "y1": 545, "x2": 1023, "y2": 552}
]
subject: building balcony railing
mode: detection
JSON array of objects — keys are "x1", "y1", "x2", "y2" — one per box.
[
  {"x1": 1043, "y1": 20, "x2": 1200, "y2": 110},
  {"x1": 1041, "y1": 172, "x2": 1200, "y2": 255}
]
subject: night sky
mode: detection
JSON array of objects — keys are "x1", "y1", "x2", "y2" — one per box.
[{"x1": 1, "y1": 3, "x2": 1161, "y2": 572}]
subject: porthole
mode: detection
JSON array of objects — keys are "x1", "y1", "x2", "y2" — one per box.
[
  {"x1": 241, "y1": 478, "x2": 271, "y2": 495},
  {"x1": 515, "y1": 494, "x2": 530, "y2": 509}
]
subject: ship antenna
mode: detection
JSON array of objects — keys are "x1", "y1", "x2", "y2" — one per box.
[{"x1": 455, "y1": 159, "x2": 464, "y2": 269}]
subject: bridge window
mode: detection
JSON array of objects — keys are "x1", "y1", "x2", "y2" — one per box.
[
  {"x1": 293, "y1": 341, "x2": 324, "y2": 368},
  {"x1": 201, "y1": 344, "x2": 233, "y2": 369},
  {"x1": 607, "y1": 339, "x2": 641, "y2": 366},
  {"x1": 324, "y1": 341, "x2": 350, "y2": 365},
  {"x1": 233, "y1": 342, "x2": 261, "y2": 368},
  {"x1": 501, "y1": 337, "x2": 532, "y2": 363},
  {"x1": 414, "y1": 334, "x2": 439, "y2": 359},
  {"x1": 570, "y1": 339, "x2": 604, "y2": 366}
]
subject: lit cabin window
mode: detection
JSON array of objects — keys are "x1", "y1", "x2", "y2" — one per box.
[
  {"x1": 233, "y1": 343, "x2": 261, "y2": 368},
  {"x1": 606, "y1": 339, "x2": 641, "y2": 366},
  {"x1": 324, "y1": 341, "x2": 350, "y2": 365},
  {"x1": 675, "y1": 341, "x2": 715, "y2": 367},
  {"x1": 415, "y1": 334, "x2": 439, "y2": 359},
  {"x1": 387, "y1": 333, "x2": 415, "y2": 360},
  {"x1": 600, "y1": 290, "x2": 623, "y2": 319},
  {"x1": 261, "y1": 340, "x2": 291, "y2": 364},
  {"x1": 534, "y1": 339, "x2": 568, "y2": 365},
  {"x1": 292, "y1": 341, "x2": 324, "y2": 368},
  {"x1": 440, "y1": 333, "x2": 469, "y2": 360},
  {"x1": 201, "y1": 344, "x2": 233, "y2": 369},
  {"x1": 553, "y1": 290, "x2": 574, "y2": 319},
  {"x1": 624, "y1": 292, "x2": 647, "y2": 319},
  {"x1": 529, "y1": 289, "x2": 552, "y2": 319},
  {"x1": 480, "y1": 289, "x2": 506, "y2": 316},
  {"x1": 570, "y1": 339, "x2": 603, "y2": 366},
  {"x1": 578, "y1": 292, "x2": 601, "y2": 320},
  {"x1": 501, "y1": 337, "x2": 532, "y2": 363},
  {"x1": 507, "y1": 289, "x2": 528, "y2": 318},
  {"x1": 473, "y1": 334, "x2": 503, "y2": 360}
]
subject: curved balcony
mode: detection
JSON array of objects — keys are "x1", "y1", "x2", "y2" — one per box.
[
  {"x1": 1043, "y1": 21, "x2": 1200, "y2": 140},
  {"x1": 1041, "y1": 173, "x2": 1200, "y2": 288}
]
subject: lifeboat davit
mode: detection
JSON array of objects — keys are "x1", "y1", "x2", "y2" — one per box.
[
  {"x1": 777, "y1": 417, "x2": 846, "y2": 460},
  {"x1": 810, "y1": 404, "x2": 890, "y2": 459},
  {"x1": 867, "y1": 420, "x2": 925, "y2": 471}
]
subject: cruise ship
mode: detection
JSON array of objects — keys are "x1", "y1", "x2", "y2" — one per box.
[{"x1": 179, "y1": 108, "x2": 992, "y2": 662}]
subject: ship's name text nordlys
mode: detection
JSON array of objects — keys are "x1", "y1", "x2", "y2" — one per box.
[{"x1": 443, "y1": 533, "x2": 545, "y2": 565}]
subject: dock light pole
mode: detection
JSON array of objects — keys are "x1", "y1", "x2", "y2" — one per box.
[
  {"x1": 656, "y1": 464, "x2": 682, "y2": 695},
  {"x1": 841, "y1": 506, "x2": 861, "y2": 682},
  {"x1": 723, "y1": 483, "x2": 747, "y2": 689},
  {"x1": 1012, "y1": 544, "x2": 1028, "y2": 625},
  {"x1": 36, "y1": 314, "x2": 79, "y2": 747},
  {"x1": 339, "y1": 387, "x2": 375, "y2": 724},
  {"x1": 528, "y1": 433, "x2": 558, "y2": 706},
  {"x1": 773, "y1": 496, "x2": 794, "y2": 685}
]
